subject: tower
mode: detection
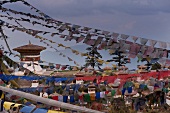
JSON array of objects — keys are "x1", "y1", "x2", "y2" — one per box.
[
  {"x1": 13, "y1": 42, "x2": 46, "y2": 74},
  {"x1": 13, "y1": 41, "x2": 46, "y2": 63}
]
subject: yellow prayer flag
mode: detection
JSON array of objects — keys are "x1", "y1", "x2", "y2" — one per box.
[
  {"x1": 48, "y1": 110, "x2": 66, "y2": 113},
  {"x1": 3, "y1": 102, "x2": 15, "y2": 110},
  {"x1": 58, "y1": 44, "x2": 64, "y2": 47},
  {"x1": 81, "y1": 53, "x2": 86, "y2": 56},
  {"x1": 112, "y1": 64, "x2": 117, "y2": 68},
  {"x1": 75, "y1": 51, "x2": 79, "y2": 55},
  {"x1": 105, "y1": 62, "x2": 109, "y2": 65},
  {"x1": 146, "y1": 56, "x2": 151, "y2": 62}
]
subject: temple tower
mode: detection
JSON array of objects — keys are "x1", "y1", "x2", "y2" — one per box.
[{"x1": 13, "y1": 41, "x2": 46, "y2": 63}]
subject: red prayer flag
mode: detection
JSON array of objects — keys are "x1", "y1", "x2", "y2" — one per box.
[
  {"x1": 56, "y1": 64, "x2": 60, "y2": 69},
  {"x1": 105, "y1": 91, "x2": 110, "y2": 95},
  {"x1": 52, "y1": 96, "x2": 58, "y2": 101},
  {"x1": 61, "y1": 65, "x2": 67, "y2": 70}
]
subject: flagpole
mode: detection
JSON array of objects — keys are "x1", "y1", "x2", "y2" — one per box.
[
  {"x1": 0, "y1": 26, "x2": 12, "y2": 54},
  {"x1": 0, "y1": 86, "x2": 103, "y2": 113}
]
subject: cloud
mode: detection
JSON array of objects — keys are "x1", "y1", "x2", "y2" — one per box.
[
  {"x1": 3, "y1": 0, "x2": 170, "y2": 40},
  {"x1": 22, "y1": 0, "x2": 170, "y2": 17}
]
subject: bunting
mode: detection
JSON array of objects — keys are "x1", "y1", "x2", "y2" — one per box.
[
  {"x1": 140, "y1": 38, "x2": 148, "y2": 45},
  {"x1": 120, "y1": 34, "x2": 129, "y2": 40},
  {"x1": 149, "y1": 39, "x2": 157, "y2": 47},
  {"x1": 1, "y1": 2, "x2": 169, "y2": 52},
  {"x1": 0, "y1": 0, "x2": 170, "y2": 66},
  {"x1": 131, "y1": 36, "x2": 138, "y2": 42},
  {"x1": 0, "y1": 10, "x2": 170, "y2": 55}
]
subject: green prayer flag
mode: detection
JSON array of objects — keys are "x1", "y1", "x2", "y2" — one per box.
[
  {"x1": 84, "y1": 94, "x2": 91, "y2": 102},
  {"x1": 68, "y1": 66, "x2": 73, "y2": 71},
  {"x1": 124, "y1": 82, "x2": 133, "y2": 88},
  {"x1": 163, "y1": 88, "x2": 169, "y2": 93},
  {"x1": 111, "y1": 90, "x2": 116, "y2": 96},
  {"x1": 48, "y1": 96, "x2": 52, "y2": 99},
  {"x1": 144, "y1": 85, "x2": 147, "y2": 90},
  {"x1": 13, "y1": 97, "x2": 24, "y2": 102}
]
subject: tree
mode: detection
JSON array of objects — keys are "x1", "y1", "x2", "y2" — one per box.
[
  {"x1": 141, "y1": 55, "x2": 159, "y2": 71},
  {"x1": 84, "y1": 46, "x2": 102, "y2": 68},
  {"x1": 107, "y1": 50, "x2": 130, "y2": 67},
  {"x1": 151, "y1": 62, "x2": 161, "y2": 70}
]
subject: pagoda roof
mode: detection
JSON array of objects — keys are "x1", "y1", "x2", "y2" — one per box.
[{"x1": 13, "y1": 42, "x2": 46, "y2": 51}]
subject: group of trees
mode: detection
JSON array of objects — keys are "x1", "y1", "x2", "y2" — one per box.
[
  {"x1": 84, "y1": 46, "x2": 131, "y2": 69},
  {"x1": 84, "y1": 46, "x2": 163, "y2": 71},
  {"x1": 106, "y1": 51, "x2": 130, "y2": 67}
]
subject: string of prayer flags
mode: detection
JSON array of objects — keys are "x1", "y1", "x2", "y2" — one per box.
[
  {"x1": 144, "y1": 46, "x2": 155, "y2": 56},
  {"x1": 84, "y1": 94, "x2": 91, "y2": 102},
  {"x1": 1, "y1": 1, "x2": 170, "y2": 65},
  {"x1": 55, "y1": 64, "x2": 61, "y2": 69},
  {"x1": 146, "y1": 55, "x2": 151, "y2": 62},
  {"x1": 112, "y1": 32, "x2": 119, "y2": 39},
  {"x1": 0, "y1": 0, "x2": 22, "y2": 5},
  {"x1": 131, "y1": 36, "x2": 138, "y2": 42},
  {"x1": 137, "y1": 54, "x2": 143, "y2": 62},
  {"x1": 18, "y1": 0, "x2": 170, "y2": 51},
  {"x1": 140, "y1": 45, "x2": 148, "y2": 55},
  {"x1": 120, "y1": 34, "x2": 129, "y2": 40},
  {"x1": 95, "y1": 92, "x2": 100, "y2": 100},
  {"x1": 2, "y1": 22, "x2": 105, "y2": 65},
  {"x1": 159, "y1": 41, "x2": 167, "y2": 48},
  {"x1": 2, "y1": 20, "x2": 170, "y2": 62},
  {"x1": 158, "y1": 58, "x2": 167, "y2": 65},
  {"x1": 2, "y1": 1, "x2": 170, "y2": 54},
  {"x1": 76, "y1": 35, "x2": 85, "y2": 43},
  {"x1": 39, "y1": 60, "x2": 79, "y2": 70},
  {"x1": 98, "y1": 41, "x2": 107, "y2": 50},
  {"x1": 5, "y1": 24, "x2": 81, "y2": 66},
  {"x1": 149, "y1": 39, "x2": 157, "y2": 47},
  {"x1": 94, "y1": 36, "x2": 103, "y2": 47},
  {"x1": 61, "y1": 65, "x2": 67, "y2": 70},
  {"x1": 140, "y1": 38, "x2": 148, "y2": 45},
  {"x1": 68, "y1": 66, "x2": 73, "y2": 71},
  {"x1": 2, "y1": 55, "x2": 19, "y2": 69}
]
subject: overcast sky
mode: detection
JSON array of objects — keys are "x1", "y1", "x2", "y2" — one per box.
[
  {"x1": 25, "y1": 0, "x2": 170, "y2": 39},
  {"x1": 1, "y1": 0, "x2": 170, "y2": 69}
]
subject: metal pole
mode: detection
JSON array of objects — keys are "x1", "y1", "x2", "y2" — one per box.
[{"x1": 0, "y1": 86, "x2": 104, "y2": 113}]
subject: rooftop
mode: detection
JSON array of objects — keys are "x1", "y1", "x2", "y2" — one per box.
[{"x1": 13, "y1": 41, "x2": 46, "y2": 51}]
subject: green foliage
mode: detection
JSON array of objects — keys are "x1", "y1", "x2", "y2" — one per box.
[
  {"x1": 84, "y1": 46, "x2": 103, "y2": 68},
  {"x1": 107, "y1": 51, "x2": 130, "y2": 67},
  {"x1": 151, "y1": 62, "x2": 161, "y2": 70}
]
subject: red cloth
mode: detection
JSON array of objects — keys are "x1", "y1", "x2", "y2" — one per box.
[
  {"x1": 52, "y1": 96, "x2": 58, "y2": 101},
  {"x1": 56, "y1": 64, "x2": 60, "y2": 69},
  {"x1": 159, "y1": 71, "x2": 169, "y2": 79},
  {"x1": 61, "y1": 65, "x2": 67, "y2": 70},
  {"x1": 77, "y1": 76, "x2": 96, "y2": 81},
  {"x1": 105, "y1": 91, "x2": 110, "y2": 95},
  {"x1": 79, "y1": 95, "x2": 83, "y2": 101},
  {"x1": 107, "y1": 76, "x2": 116, "y2": 83},
  {"x1": 75, "y1": 71, "x2": 170, "y2": 85}
]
